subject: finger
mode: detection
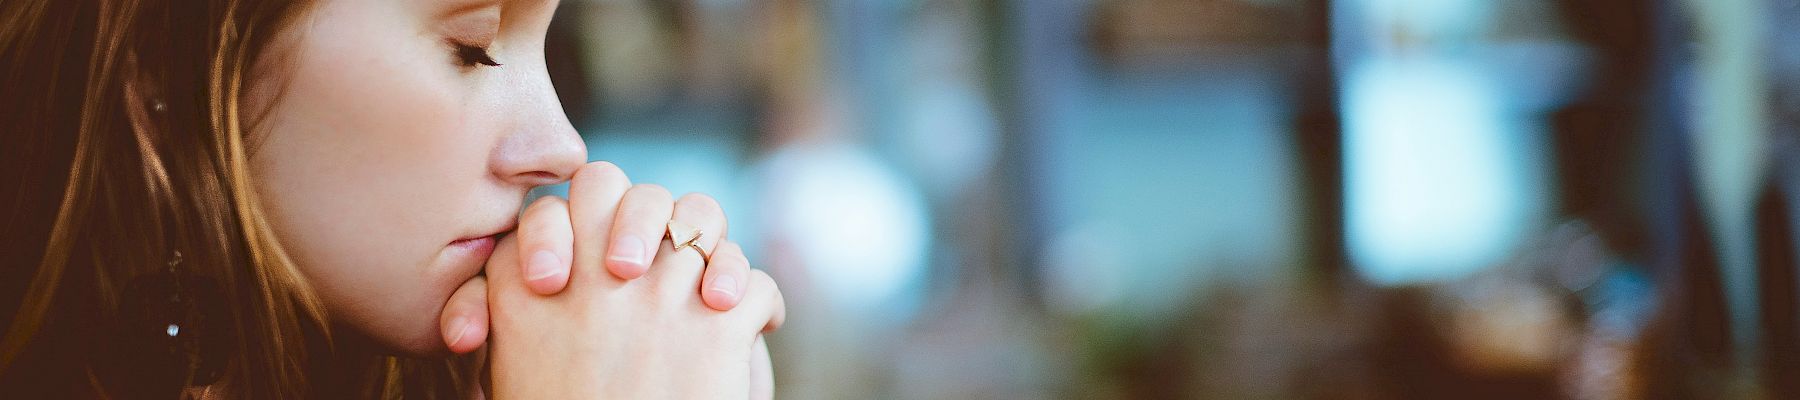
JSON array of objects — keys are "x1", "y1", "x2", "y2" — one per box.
[
  {"x1": 700, "y1": 240, "x2": 751, "y2": 311},
  {"x1": 734, "y1": 269, "x2": 787, "y2": 333},
  {"x1": 484, "y1": 233, "x2": 521, "y2": 288},
  {"x1": 653, "y1": 193, "x2": 727, "y2": 296},
  {"x1": 750, "y1": 334, "x2": 773, "y2": 400},
  {"x1": 482, "y1": 235, "x2": 531, "y2": 321},
  {"x1": 605, "y1": 184, "x2": 673, "y2": 280},
  {"x1": 517, "y1": 196, "x2": 574, "y2": 295},
  {"x1": 440, "y1": 275, "x2": 490, "y2": 354},
  {"x1": 567, "y1": 161, "x2": 632, "y2": 283}
]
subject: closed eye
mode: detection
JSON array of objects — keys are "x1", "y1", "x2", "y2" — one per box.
[{"x1": 452, "y1": 41, "x2": 501, "y2": 67}]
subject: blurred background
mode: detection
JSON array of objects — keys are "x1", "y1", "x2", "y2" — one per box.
[{"x1": 533, "y1": 0, "x2": 1800, "y2": 398}]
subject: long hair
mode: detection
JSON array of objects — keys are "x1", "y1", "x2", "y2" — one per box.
[{"x1": 0, "y1": 0, "x2": 468, "y2": 397}]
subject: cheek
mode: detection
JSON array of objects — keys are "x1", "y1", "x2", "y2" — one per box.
[{"x1": 245, "y1": 5, "x2": 497, "y2": 354}]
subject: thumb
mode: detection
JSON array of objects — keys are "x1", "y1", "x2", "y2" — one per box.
[{"x1": 441, "y1": 274, "x2": 490, "y2": 354}]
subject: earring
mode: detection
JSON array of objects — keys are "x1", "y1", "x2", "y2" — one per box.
[
  {"x1": 151, "y1": 99, "x2": 167, "y2": 113},
  {"x1": 118, "y1": 250, "x2": 228, "y2": 389}
]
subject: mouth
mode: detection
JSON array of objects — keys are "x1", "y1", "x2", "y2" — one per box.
[
  {"x1": 451, "y1": 216, "x2": 517, "y2": 247},
  {"x1": 447, "y1": 235, "x2": 499, "y2": 252},
  {"x1": 442, "y1": 217, "x2": 516, "y2": 275}
]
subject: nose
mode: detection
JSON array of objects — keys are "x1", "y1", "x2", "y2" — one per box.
[{"x1": 490, "y1": 68, "x2": 587, "y2": 187}]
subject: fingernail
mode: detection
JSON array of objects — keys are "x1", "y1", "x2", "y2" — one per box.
[
  {"x1": 527, "y1": 250, "x2": 561, "y2": 281},
  {"x1": 709, "y1": 274, "x2": 738, "y2": 300},
  {"x1": 609, "y1": 235, "x2": 646, "y2": 266},
  {"x1": 446, "y1": 316, "x2": 471, "y2": 348}
]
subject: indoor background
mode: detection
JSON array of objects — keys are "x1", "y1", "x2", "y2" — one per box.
[{"x1": 534, "y1": 0, "x2": 1799, "y2": 398}]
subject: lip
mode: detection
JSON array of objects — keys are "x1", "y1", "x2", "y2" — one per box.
[
  {"x1": 454, "y1": 215, "x2": 517, "y2": 246},
  {"x1": 441, "y1": 217, "x2": 516, "y2": 276},
  {"x1": 443, "y1": 234, "x2": 499, "y2": 270},
  {"x1": 447, "y1": 235, "x2": 498, "y2": 253}
]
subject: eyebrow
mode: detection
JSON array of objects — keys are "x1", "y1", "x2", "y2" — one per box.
[
  {"x1": 434, "y1": 0, "x2": 556, "y2": 25},
  {"x1": 438, "y1": 0, "x2": 496, "y2": 14}
]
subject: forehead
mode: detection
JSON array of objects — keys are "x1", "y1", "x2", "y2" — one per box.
[
  {"x1": 421, "y1": 0, "x2": 559, "y2": 17},
  {"x1": 289, "y1": 0, "x2": 560, "y2": 38}
]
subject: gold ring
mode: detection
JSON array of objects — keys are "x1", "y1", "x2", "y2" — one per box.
[{"x1": 666, "y1": 220, "x2": 710, "y2": 264}]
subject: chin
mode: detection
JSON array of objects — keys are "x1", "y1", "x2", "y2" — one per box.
[
  {"x1": 344, "y1": 270, "x2": 472, "y2": 357},
  {"x1": 382, "y1": 321, "x2": 454, "y2": 357},
  {"x1": 353, "y1": 299, "x2": 458, "y2": 357},
  {"x1": 332, "y1": 314, "x2": 450, "y2": 358}
]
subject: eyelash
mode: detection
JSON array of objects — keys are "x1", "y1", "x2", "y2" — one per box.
[{"x1": 453, "y1": 42, "x2": 502, "y2": 67}]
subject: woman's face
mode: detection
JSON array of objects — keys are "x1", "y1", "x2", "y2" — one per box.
[{"x1": 244, "y1": 0, "x2": 585, "y2": 354}]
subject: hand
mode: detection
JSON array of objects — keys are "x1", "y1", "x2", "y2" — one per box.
[
  {"x1": 482, "y1": 197, "x2": 785, "y2": 397},
  {"x1": 512, "y1": 161, "x2": 753, "y2": 311},
  {"x1": 435, "y1": 162, "x2": 762, "y2": 354}
]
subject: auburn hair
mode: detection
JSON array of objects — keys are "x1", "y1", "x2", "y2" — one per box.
[{"x1": 0, "y1": 0, "x2": 470, "y2": 397}]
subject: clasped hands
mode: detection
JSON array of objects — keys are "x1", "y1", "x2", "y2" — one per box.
[{"x1": 438, "y1": 161, "x2": 785, "y2": 398}]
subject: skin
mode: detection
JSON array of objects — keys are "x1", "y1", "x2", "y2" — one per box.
[
  {"x1": 240, "y1": 0, "x2": 781, "y2": 395},
  {"x1": 487, "y1": 178, "x2": 785, "y2": 398},
  {"x1": 246, "y1": 0, "x2": 580, "y2": 353}
]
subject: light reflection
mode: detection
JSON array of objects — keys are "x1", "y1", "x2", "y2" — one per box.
[
  {"x1": 758, "y1": 142, "x2": 931, "y2": 318},
  {"x1": 1344, "y1": 57, "x2": 1542, "y2": 285}
]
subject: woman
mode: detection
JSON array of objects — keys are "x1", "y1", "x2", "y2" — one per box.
[{"x1": 0, "y1": 0, "x2": 786, "y2": 398}]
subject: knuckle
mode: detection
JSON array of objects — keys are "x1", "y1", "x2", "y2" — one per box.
[
  {"x1": 572, "y1": 162, "x2": 630, "y2": 193},
  {"x1": 749, "y1": 269, "x2": 776, "y2": 289},
  {"x1": 618, "y1": 185, "x2": 673, "y2": 222},
  {"x1": 574, "y1": 161, "x2": 625, "y2": 182},
  {"x1": 770, "y1": 289, "x2": 786, "y2": 313},
  {"x1": 722, "y1": 243, "x2": 750, "y2": 267},
  {"x1": 767, "y1": 278, "x2": 786, "y2": 308},
  {"x1": 756, "y1": 271, "x2": 785, "y2": 309},
  {"x1": 524, "y1": 195, "x2": 568, "y2": 215},
  {"x1": 716, "y1": 240, "x2": 743, "y2": 257},
  {"x1": 677, "y1": 192, "x2": 721, "y2": 211},
  {"x1": 677, "y1": 194, "x2": 725, "y2": 222},
  {"x1": 714, "y1": 253, "x2": 749, "y2": 273},
  {"x1": 630, "y1": 183, "x2": 672, "y2": 200}
]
